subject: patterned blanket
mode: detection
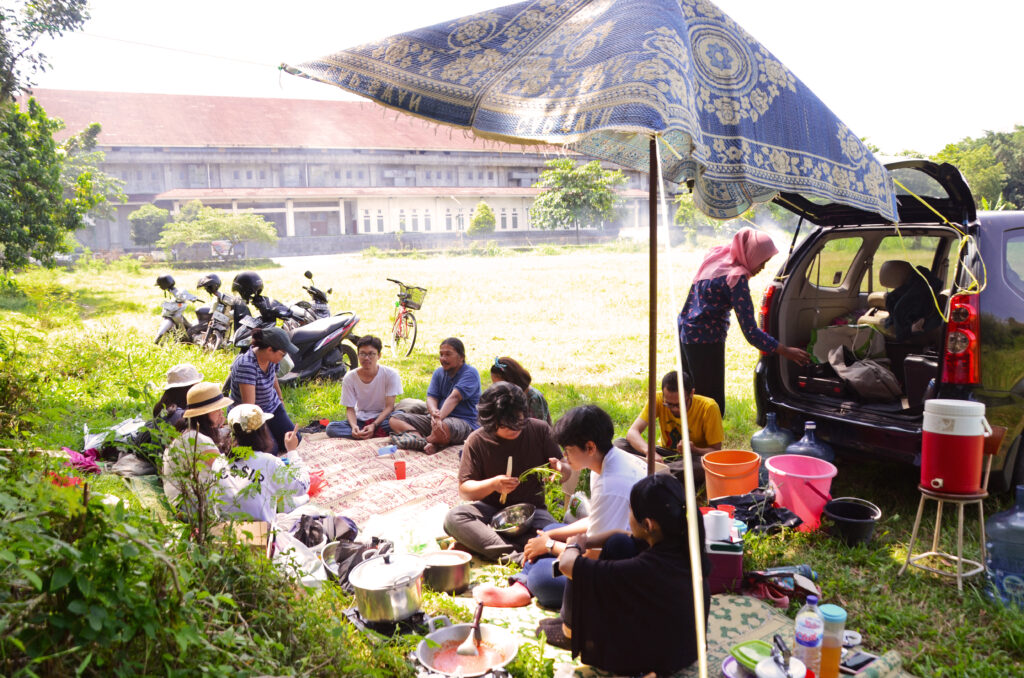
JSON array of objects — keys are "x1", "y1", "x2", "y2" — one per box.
[{"x1": 297, "y1": 433, "x2": 463, "y2": 527}]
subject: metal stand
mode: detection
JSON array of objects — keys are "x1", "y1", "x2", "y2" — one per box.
[{"x1": 898, "y1": 486, "x2": 987, "y2": 592}]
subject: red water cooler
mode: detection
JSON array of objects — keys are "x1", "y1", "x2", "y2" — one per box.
[{"x1": 920, "y1": 399, "x2": 991, "y2": 493}]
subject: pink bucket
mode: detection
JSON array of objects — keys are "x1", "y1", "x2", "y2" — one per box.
[{"x1": 765, "y1": 454, "x2": 838, "y2": 532}]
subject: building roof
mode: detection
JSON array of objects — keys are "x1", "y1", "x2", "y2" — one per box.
[
  {"x1": 156, "y1": 186, "x2": 650, "y2": 201},
  {"x1": 25, "y1": 89, "x2": 568, "y2": 154}
]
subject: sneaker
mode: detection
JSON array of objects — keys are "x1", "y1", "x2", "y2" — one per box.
[{"x1": 389, "y1": 432, "x2": 426, "y2": 451}]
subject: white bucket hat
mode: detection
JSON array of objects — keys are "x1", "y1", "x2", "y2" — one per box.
[
  {"x1": 162, "y1": 363, "x2": 203, "y2": 391},
  {"x1": 227, "y1": 404, "x2": 274, "y2": 433}
]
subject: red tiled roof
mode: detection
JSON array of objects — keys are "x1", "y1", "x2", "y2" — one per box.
[
  {"x1": 24, "y1": 89, "x2": 568, "y2": 153},
  {"x1": 156, "y1": 186, "x2": 650, "y2": 200}
]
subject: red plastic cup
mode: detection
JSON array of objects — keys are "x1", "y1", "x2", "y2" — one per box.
[
  {"x1": 394, "y1": 460, "x2": 406, "y2": 480},
  {"x1": 319, "y1": 418, "x2": 329, "y2": 426}
]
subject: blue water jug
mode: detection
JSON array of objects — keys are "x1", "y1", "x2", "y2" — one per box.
[
  {"x1": 986, "y1": 485, "x2": 1024, "y2": 609},
  {"x1": 784, "y1": 421, "x2": 835, "y2": 463},
  {"x1": 751, "y1": 412, "x2": 794, "y2": 484}
]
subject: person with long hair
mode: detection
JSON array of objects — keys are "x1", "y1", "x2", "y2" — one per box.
[
  {"x1": 229, "y1": 326, "x2": 300, "y2": 455},
  {"x1": 161, "y1": 381, "x2": 234, "y2": 513},
  {"x1": 553, "y1": 473, "x2": 711, "y2": 675},
  {"x1": 489, "y1": 356, "x2": 551, "y2": 424},
  {"x1": 679, "y1": 227, "x2": 810, "y2": 415},
  {"x1": 152, "y1": 363, "x2": 203, "y2": 426}
]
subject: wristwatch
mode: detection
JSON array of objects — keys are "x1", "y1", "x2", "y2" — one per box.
[
  {"x1": 564, "y1": 542, "x2": 583, "y2": 553},
  {"x1": 545, "y1": 538, "x2": 556, "y2": 554}
]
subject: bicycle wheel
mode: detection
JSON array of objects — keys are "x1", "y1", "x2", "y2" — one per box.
[{"x1": 393, "y1": 311, "x2": 417, "y2": 356}]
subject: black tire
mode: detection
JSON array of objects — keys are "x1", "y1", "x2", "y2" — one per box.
[
  {"x1": 203, "y1": 331, "x2": 224, "y2": 352},
  {"x1": 392, "y1": 312, "x2": 417, "y2": 357},
  {"x1": 341, "y1": 343, "x2": 357, "y2": 372}
]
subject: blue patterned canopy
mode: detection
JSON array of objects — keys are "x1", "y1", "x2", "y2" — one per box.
[{"x1": 284, "y1": 0, "x2": 898, "y2": 222}]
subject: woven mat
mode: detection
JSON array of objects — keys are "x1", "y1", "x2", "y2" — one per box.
[{"x1": 298, "y1": 433, "x2": 463, "y2": 527}]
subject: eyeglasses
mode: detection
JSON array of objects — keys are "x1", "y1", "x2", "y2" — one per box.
[{"x1": 358, "y1": 352, "x2": 378, "y2": 359}]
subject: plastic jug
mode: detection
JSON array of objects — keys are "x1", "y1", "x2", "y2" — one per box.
[
  {"x1": 785, "y1": 421, "x2": 835, "y2": 463},
  {"x1": 986, "y1": 485, "x2": 1024, "y2": 610},
  {"x1": 752, "y1": 413, "x2": 794, "y2": 484}
]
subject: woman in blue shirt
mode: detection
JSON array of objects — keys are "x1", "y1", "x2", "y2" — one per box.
[{"x1": 679, "y1": 228, "x2": 810, "y2": 415}]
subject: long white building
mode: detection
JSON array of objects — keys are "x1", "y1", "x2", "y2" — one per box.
[{"x1": 30, "y1": 90, "x2": 650, "y2": 253}]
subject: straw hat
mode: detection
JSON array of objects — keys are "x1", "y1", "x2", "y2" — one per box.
[
  {"x1": 162, "y1": 363, "x2": 203, "y2": 391},
  {"x1": 227, "y1": 403, "x2": 274, "y2": 433},
  {"x1": 183, "y1": 382, "x2": 234, "y2": 418}
]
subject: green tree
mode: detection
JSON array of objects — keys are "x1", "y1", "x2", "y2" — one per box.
[
  {"x1": 468, "y1": 201, "x2": 496, "y2": 235},
  {"x1": 60, "y1": 121, "x2": 126, "y2": 223},
  {"x1": 128, "y1": 203, "x2": 171, "y2": 247},
  {"x1": 156, "y1": 200, "x2": 278, "y2": 258},
  {"x1": 674, "y1": 191, "x2": 720, "y2": 244},
  {"x1": 529, "y1": 159, "x2": 626, "y2": 242},
  {"x1": 0, "y1": 0, "x2": 90, "y2": 100},
  {"x1": 0, "y1": 98, "x2": 99, "y2": 271},
  {"x1": 932, "y1": 142, "x2": 1008, "y2": 206}
]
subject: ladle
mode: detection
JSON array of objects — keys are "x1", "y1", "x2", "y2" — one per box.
[{"x1": 456, "y1": 602, "x2": 484, "y2": 656}]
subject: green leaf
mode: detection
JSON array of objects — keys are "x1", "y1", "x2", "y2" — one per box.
[
  {"x1": 23, "y1": 568, "x2": 43, "y2": 591},
  {"x1": 75, "y1": 651, "x2": 93, "y2": 676},
  {"x1": 215, "y1": 594, "x2": 237, "y2": 608},
  {"x1": 67, "y1": 598, "x2": 88, "y2": 615},
  {"x1": 50, "y1": 566, "x2": 73, "y2": 591},
  {"x1": 86, "y1": 605, "x2": 105, "y2": 631}
]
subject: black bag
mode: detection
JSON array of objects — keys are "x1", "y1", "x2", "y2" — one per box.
[
  {"x1": 333, "y1": 536, "x2": 393, "y2": 593},
  {"x1": 294, "y1": 515, "x2": 325, "y2": 547}
]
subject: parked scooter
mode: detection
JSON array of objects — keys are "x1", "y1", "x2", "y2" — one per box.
[
  {"x1": 192, "y1": 274, "x2": 247, "y2": 351},
  {"x1": 153, "y1": 274, "x2": 202, "y2": 344},
  {"x1": 282, "y1": 270, "x2": 332, "y2": 331},
  {"x1": 228, "y1": 270, "x2": 359, "y2": 383}
]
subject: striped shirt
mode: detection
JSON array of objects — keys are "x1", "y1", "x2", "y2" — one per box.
[{"x1": 229, "y1": 348, "x2": 282, "y2": 413}]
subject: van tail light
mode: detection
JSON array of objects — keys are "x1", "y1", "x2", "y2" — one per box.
[
  {"x1": 941, "y1": 294, "x2": 981, "y2": 385},
  {"x1": 758, "y1": 283, "x2": 779, "y2": 356}
]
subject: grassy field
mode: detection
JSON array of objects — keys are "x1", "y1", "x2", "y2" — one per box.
[{"x1": 2, "y1": 241, "x2": 1022, "y2": 676}]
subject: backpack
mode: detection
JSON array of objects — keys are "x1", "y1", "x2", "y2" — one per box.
[
  {"x1": 828, "y1": 346, "x2": 902, "y2": 402},
  {"x1": 885, "y1": 265, "x2": 944, "y2": 341}
]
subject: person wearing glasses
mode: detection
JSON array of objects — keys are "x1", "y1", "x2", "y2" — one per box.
[
  {"x1": 228, "y1": 326, "x2": 300, "y2": 456},
  {"x1": 442, "y1": 382, "x2": 563, "y2": 561},
  {"x1": 613, "y1": 370, "x2": 722, "y2": 484},
  {"x1": 326, "y1": 335, "x2": 402, "y2": 439}
]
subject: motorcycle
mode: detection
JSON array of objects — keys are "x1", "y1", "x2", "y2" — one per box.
[
  {"x1": 153, "y1": 274, "x2": 202, "y2": 345},
  {"x1": 231, "y1": 292, "x2": 295, "y2": 351},
  {"x1": 192, "y1": 274, "x2": 248, "y2": 352},
  {"x1": 283, "y1": 270, "x2": 332, "y2": 331}
]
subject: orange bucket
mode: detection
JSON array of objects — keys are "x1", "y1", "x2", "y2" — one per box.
[{"x1": 702, "y1": 449, "x2": 761, "y2": 500}]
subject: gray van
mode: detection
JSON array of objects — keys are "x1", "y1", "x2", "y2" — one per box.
[{"x1": 755, "y1": 160, "x2": 1024, "y2": 491}]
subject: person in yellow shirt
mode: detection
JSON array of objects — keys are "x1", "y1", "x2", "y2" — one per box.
[{"x1": 614, "y1": 371, "x2": 723, "y2": 483}]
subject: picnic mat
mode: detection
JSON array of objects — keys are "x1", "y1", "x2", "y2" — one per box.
[{"x1": 298, "y1": 433, "x2": 463, "y2": 529}]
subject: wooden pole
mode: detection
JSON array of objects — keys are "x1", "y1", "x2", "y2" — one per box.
[{"x1": 647, "y1": 136, "x2": 658, "y2": 477}]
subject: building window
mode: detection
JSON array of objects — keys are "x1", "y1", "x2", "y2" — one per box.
[
  {"x1": 260, "y1": 170, "x2": 266, "y2": 180},
  {"x1": 334, "y1": 170, "x2": 341, "y2": 179},
  {"x1": 411, "y1": 209, "x2": 419, "y2": 231},
  {"x1": 500, "y1": 208, "x2": 507, "y2": 230},
  {"x1": 456, "y1": 209, "x2": 465, "y2": 231},
  {"x1": 477, "y1": 171, "x2": 484, "y2": 180},
  {"x1": 233, "y1": 170, "x2": 240, "y2": 180},
  {"x1": 447, "y1": 170, "x2": 453, "y2": 181},
  {"x1": 424, "y1": 211, "x2": 432, "y2": 231},
  {"x1": 488, "y1": 171, "x2": 494, "y2": 181},
  {"x1": 179, "y1": 170, "x2": 186, "y2": 180},
  {"x1": 358, "y1": 170, "x2": 365, "y2": 179},
  {"x1": 151, "y1": 171, "x2": 158, "y2": 180},
  {"x1": 377, "y1": 210, "x2": 384, "y2": 233},
  {"x1": 346, "y1": 170, "x2": 352, "y2": 180},
  {"x1": 445, "y1": 209, "x2": 453, "y2": 231},
  {"x1": 136, "y1": 171, "x2": 143, "y2": 180},
  {"x1": 246, "y1": 170, "x2": 253, "y2": 180},
  {"x1": 362, "y1": 209, "x2": 371, "y2": 233},
  {"x1": 511, "y1": 209, "x2": 519, "y2": 229},
  {"x1": 398, "y1": 209, "x2": 407, "y2": 231}
]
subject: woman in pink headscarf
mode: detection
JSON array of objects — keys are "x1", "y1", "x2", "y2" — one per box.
[{"x1": 678, "y1": 228, "x2": 810, "y2": 415}]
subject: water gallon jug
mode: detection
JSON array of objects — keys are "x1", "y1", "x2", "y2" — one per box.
[
  {"x1": 752, "y1": 413, "x2": 794, "y2": 484},
  {"x1": 985, "y1": 485, "x2": 1024, "y2": 610},
  {"x1": 785, "y1": 421, "x2": 835, "y2": 463},
  {"x1": 921, "y1": 399, "x2": 990, "y2": 494}
]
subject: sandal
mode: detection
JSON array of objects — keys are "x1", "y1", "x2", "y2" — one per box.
[{"x1": 389, "y1": 432, "x2": 427, "y2": 451}]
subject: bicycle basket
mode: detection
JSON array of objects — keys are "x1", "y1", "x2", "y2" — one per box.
[{"x1": 401, "y1": 285, "x2": 427, "y2": 310}]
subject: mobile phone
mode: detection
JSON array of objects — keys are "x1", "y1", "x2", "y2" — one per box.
[{"x1": 839, "y1": 650, "x2": 878, "y2": 674}]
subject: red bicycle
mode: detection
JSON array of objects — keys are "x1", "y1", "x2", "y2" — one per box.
[{"x1": 387, "y1": 278, "x2": 426, "y2": 356}]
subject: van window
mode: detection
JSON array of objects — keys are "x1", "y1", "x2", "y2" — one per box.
[
  {"x1": 861, "y1": 235, "x2": 943, "y2": 292},
  {"x1": 807, "y1": 237, "x2": 863, "y2": 288},
  {"x1": 1007, "y1": 231, "x2": 1024, "y2": 298}
]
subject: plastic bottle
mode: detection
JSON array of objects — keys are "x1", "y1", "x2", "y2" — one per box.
[
  {"x1": 793, "y1": 594, "x2": 824, "y2": 676},
  {"x1": 818, "y1": 603, "x2": 847, "y2": 678},
  {"x1": 985, "y1": 485, "x2": 1024, "y2": 610},
  {"x1": 751, "y1": 413, "x2": 795, "y2": 484},
  {"x1": 785, "y1": 421, "x2": 835, "y2": 463},
  {"x1": 377, "y1": 444, "x2": 398, "y2": 456}
]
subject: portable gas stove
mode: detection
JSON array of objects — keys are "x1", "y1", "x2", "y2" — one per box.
[
  {"x1": 409, "y1": 652, "x2": 510, "y2": 678},
  {"x1": 342, "y1": 606, "x2": 432, "y2": 637}
]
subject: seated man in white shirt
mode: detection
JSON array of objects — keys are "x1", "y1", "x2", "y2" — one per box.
[
  {"x1": 326, "y1": 335, "x2": 402, "y2": 439},
  {"x1": 473, "y1": 404, "x2": 646, "y2": 609}
]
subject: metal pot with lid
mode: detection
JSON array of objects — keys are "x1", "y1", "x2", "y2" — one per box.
[{"x1": 348, "y1": 548, "x2": 425, "y2": 622}]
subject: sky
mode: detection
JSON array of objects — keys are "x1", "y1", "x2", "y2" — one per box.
[{"x1": 31, "y1": 0, "x2": 1024, "y2": 155}]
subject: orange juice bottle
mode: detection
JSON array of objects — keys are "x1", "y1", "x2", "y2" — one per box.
[{"x1": 818, "y1": 603, "x2": 847, "y2": 678}]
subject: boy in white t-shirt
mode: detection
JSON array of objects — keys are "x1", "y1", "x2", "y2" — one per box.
[{"x1": 326, "y1": 335, "x2": 403, "y2": 439}]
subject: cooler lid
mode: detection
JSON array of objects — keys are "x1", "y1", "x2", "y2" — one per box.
[{"x1": 923, "y1": 399, "x2": 986, "y2": 417}]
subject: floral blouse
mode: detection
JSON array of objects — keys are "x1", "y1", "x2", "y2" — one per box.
[{"x1": 678, "y1": 275, "x2": 778, "y2": 353}]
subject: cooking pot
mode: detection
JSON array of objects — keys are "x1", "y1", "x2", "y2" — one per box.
[
  {"x1": 422, "y1": 550, "x2": 472, "y2": 594},
  {"x1": 416, "y1": 616, "x2": 519, "y2": 677},
  {"x1": 347, "y1": 549, "x2": 424, "y2": 622},
  {"x1": 490, "y1": 503, "x2": 536, "y2": 538}
]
